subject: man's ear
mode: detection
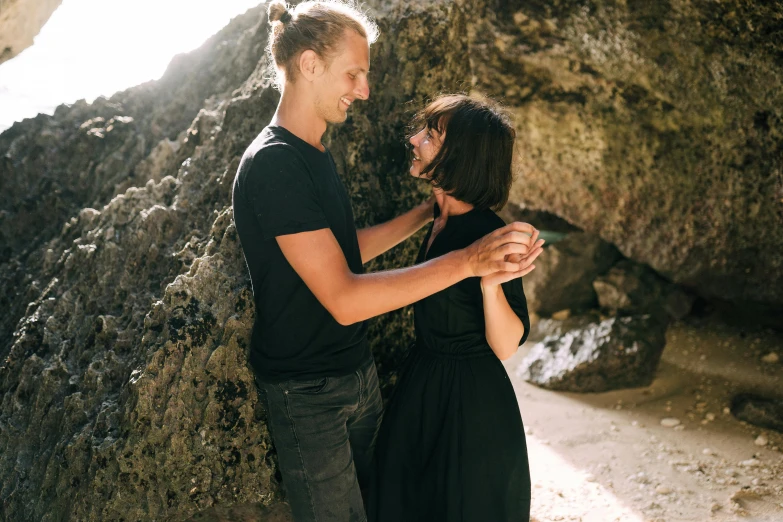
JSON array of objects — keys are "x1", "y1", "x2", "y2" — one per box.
[{"x1": 298, "y1": 49, "x2": 325, "y2": 81}]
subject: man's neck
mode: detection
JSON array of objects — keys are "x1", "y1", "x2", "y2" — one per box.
[{"x1": 270, "y1": 87, "x2": 327, "y2": 151}]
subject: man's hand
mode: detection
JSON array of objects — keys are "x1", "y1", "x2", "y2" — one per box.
[
  {"x1": 481, "y1": 233, "x2": 544, "y2": 288},
  {"x1": 463, "y1": 222, "x2": 539, "y2": 278},
  {"x1": 505, "y1": 228, "x2": 542, "y2": 267},
  {"x1": 424, "y1": 193, "x2": 437, "y2": 216}
]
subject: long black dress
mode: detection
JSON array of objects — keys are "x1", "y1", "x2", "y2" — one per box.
[{"x1": 368, "y1": 206, "x2": 532, "y2": 522}]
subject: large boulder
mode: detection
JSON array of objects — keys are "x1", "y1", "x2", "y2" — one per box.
[
  {"x1": 518, "y1": 314, "x2": 668, "y2": 392},
  {"x1": 0, "y1": 3, "x2": 460, "y2": 520},
  {"x1": 522, "y1": 232, "x2": 620, "y2": 316},
  {"x1": 478, "y1": 0, "x2": 783, "y2": 307},
  {"x1": 593, "y1": 259, "x2": 695, "y2": 320}
]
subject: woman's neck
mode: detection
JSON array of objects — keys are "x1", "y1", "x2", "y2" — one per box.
[
  {"x1": 426, "y1": 191, "x2": 473, "y2": 256},
  {"x1": 435, "y1": 191, "x2": 473, "y2": 220}
]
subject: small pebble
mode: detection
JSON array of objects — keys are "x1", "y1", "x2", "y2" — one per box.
[
  {"x1": 723, "y1": 407, "x2": 731, "y2": 415},
  {"x1": 674, "y1": 425, "x2": 685, "y2": 431},
  {"x1": 630, "y1": 472, "x2": 650, "y2": 484},
  {"x1": 705, "y1": 412, "x2": 716, "y2": 421},
  {"x1": 656, "y1": 485, "x2": 673, "y2": 495},
  {"x1": 761, "y1": 352, "x2": 779, "y2": 364},
  {"x1": 585, "y1": 473, "x2": 597, "y2": 482},
  {"x1": 755, "y1": 434, "x2": 769, "y2": 447},
  {"x1": 661, "y1": 417, "x2": 681, "y2": 428},
  {"x1": 739, "y1": 458, "x2": 761, "y2": 467},
  {"x1": 702, "y1": 448, "x2": 714, "y2": 456}
]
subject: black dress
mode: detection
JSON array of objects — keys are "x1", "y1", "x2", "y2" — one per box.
[{"x1": 368, "y1": 206, "x2": 532, "y2": 522}]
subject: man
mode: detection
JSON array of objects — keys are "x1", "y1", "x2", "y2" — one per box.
[{"x1": 231, "y1": 2, "x2": 539, "y2": 521}]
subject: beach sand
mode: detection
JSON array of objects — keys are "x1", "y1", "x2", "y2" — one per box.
[{"x1": 509, "y1": 314, "x2": 783, "y2": 522}]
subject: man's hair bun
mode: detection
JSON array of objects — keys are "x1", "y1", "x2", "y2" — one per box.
[{"x1": 268, "y1": 1, "x2": 290, "y2": 24}]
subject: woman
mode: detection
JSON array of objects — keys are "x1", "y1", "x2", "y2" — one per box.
[{"x1": 368, "y1": 94, "x2": 543, "y2": 522}]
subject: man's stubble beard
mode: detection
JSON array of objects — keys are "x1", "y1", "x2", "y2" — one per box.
[{"x1": 314, "y1": 89, "x2": 347, "y2": 125}]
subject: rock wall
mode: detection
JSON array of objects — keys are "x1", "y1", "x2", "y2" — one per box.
[
  {"x1": 0, "y1": 3, "x2": 449, "y2": 520},
  {"x1": 473, "y1": 0, "x2": 783, "y2": 306},
  {"x1": 1, "y1": 0, "x2": 781, "y2": 520},
  {"x1": 0, "y1": 0, "x2": 62, "y2": 64}
]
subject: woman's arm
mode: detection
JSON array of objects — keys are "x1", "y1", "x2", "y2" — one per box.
[
  {"x1": 480, "y1": 236, "x2": 544, "y2": 360},
  {"x1": 481, "y1": 283, "x2": 526, "y2": 360}
]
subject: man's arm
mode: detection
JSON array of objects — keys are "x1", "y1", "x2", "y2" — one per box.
[
  {"x1": 356, "y1": 197, "x2": 433, "y2": 264},
  {"x1": 276, "y1": 222, "x2": 536, "y2": 325}
]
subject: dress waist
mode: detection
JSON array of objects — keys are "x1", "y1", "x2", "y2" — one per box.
[{"x1": 417, "y1": 341, "x2": 494, "y2": 360}]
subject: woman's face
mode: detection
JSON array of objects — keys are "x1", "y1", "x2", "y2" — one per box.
[{"x1": 408, "y1": 126, "x2": 443, "y2": 178}]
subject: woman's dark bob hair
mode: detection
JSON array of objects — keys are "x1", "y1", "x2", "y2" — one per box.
[{"x1": 410, "y1": 94, "x2": 516, "y2": 211}]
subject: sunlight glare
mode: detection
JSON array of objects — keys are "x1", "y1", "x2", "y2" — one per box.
[{"x1": 0, "y1": 0, "x2": 263, "y2": 131}]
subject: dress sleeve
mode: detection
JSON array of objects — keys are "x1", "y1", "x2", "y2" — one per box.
[
  {"x1": 501, "y1": 277, "x2": 531, "y2": 346},
  {"x1": 243, "y1": 144, "x2": 329, "y2": 240}
]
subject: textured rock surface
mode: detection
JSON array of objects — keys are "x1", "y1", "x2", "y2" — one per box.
[
  {"x1": 0, "y1": 0, "x2": 62, "y2": 64},
  {"x1": 593, "y1": 259, "x2": 695, "y2": 320},
  {"x1": 731, "y1": 394, "x2": 783, "y2": 433},
  {"x1": 1, "y1": 0, "x2": 782, "y2": 520},
  {"x1": 475, "y1": 0, "x2": 783, "y2": 306},
  {"x1": 0, "y1": 3, "x2": 448, "y2": 520},
  {"x1": 518, "y1": 315, "x2": 668, "y2": 392},
  {"x1": 522, "y1": 232, "x2": 620, "y2": 316}
]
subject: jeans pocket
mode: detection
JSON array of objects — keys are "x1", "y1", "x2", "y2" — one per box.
[{"x1": 284, "y1": 377, "x2": 330, "y2": 394}]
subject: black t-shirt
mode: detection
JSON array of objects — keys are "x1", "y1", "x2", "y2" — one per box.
[{"x1": 232, "y1": 125, "x2": 368, "y2": 382}]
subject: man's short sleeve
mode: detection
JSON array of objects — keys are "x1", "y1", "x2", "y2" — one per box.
[{"x1": 243, "y1": 145, "x2": 329, "y2": 240}]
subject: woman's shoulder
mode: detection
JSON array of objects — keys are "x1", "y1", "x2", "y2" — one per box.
[
  {"x1": 471, "y1": 208, "x2": 507, "y2": 233},
  {"x1": 456, "y1": 208, "x2": 507, "y2": 244}
]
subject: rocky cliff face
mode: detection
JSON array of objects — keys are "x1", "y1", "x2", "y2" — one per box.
[
  {"x1": 1, "y1": 0, "x2": 781, "y2": 520},
  {"x1": 0, "y1": 0, "x2": 62, "y2": 64},
  {"x1": 473, "y1": 0, "x2": 783, "y2": 306}
]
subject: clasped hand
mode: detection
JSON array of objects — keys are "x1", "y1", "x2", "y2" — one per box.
[{"x1": 478, "y1": 225, "x2": 544, "y2": 288}]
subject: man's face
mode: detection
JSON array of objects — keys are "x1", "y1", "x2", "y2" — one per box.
[{"x1": 313, "y1": 30, "x2": 370, "y2": 124}]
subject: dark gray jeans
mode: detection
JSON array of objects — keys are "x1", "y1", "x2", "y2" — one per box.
[{"x1": 260, "y1": 356, "x2": 383, "y2": 522}]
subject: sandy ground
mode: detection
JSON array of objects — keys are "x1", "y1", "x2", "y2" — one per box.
[{"x1": 507, "y1": 315, "x2": 783, "y2": 522}]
